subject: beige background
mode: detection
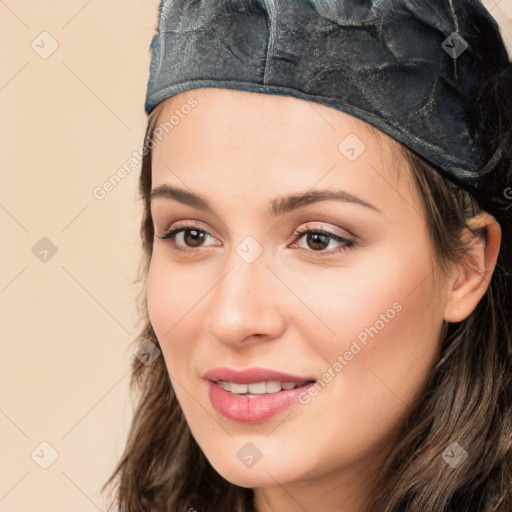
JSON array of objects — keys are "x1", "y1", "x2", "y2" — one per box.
[{"x1": 0, "y1": 1, "x2": 511, "y2": 510}]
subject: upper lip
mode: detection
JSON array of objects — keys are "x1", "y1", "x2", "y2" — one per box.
[{"x1": 203, "y1": 366, "x2": 316, "y2": 384}]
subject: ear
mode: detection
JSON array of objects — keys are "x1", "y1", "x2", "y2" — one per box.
[{"x1": 444, "y1": 212, "x2": 501, "y2": 323}]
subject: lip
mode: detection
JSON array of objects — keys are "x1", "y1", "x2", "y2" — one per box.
[
  {"x1": 202, "y1": 366, "x2": 316, "y2": 384},
  {"x1": 205, "y1": 380, "x2": 316, "y2": 423},
  {"x1": 203, "y1": 366, "x2": 317, "y2": 423}
]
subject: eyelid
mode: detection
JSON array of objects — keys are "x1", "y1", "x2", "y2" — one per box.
[{"x1": 292, "y1": 222, "x2": 353, "y2": 241}]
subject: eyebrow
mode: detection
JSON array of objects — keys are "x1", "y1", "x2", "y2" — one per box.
[{"x1": 150, "y1": 185, "x2": 382, "y2": 216}]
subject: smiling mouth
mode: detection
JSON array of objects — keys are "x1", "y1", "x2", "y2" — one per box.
[{"x1": 206, "y1": 378, "x2": 318, "y2": 422}]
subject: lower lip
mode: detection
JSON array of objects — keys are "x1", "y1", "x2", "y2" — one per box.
[{"x1": 206, "y1": 380, "x2": 315, "y2": 423}]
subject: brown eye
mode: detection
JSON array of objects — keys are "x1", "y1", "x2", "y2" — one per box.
[
  {"x1": 181, "y1": 229, "x2": 207, "y2": 247},
  {"x1": 156, "y1": 222, "x2": 356, "y2": 258},
  {"x1": 156, "y1": 225, "x2": 217, "y2": 252},
  {"x1": 303, "y1": 232, "x2": 331, "y2": 251},
  {"x1": 291, "y1": 226, "x2": 355, "y2": 257}
]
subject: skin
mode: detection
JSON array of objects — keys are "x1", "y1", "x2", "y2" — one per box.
[{"x1": 146, "y1": 87, "x2": 501, "y2": 512}]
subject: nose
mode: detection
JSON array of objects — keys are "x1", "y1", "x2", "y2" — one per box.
[{"x1": 205, "y1": 253, "x2": 287, "y2": 348}]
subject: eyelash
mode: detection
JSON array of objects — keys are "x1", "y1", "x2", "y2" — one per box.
[{"x1": 156, "y1": 222, "x2": 355, "y2": 258}]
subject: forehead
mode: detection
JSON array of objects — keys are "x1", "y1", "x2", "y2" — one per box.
[
  {"x1": 150, "y1": 87, "x2": 416, "y2": 214},
  {"x1": 156, "y1": 87, "x2": 387, "y2": 142}
]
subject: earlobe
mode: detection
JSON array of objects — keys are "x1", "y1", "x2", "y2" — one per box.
[{"x1": 444, "y1": 213, "x2": 501, "y2": 323}]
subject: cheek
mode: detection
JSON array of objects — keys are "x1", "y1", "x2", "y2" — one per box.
[
  {"x1": 291, "y1": 237, "x2": 440, "y2": 352},
  {"x1": 295, "y1": 244, "x2": 443, "y2": 458},
  {"x1": 146, "y1": 258, "x2": 202, "y2": 368}
]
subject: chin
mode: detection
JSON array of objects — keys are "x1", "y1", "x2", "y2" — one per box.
[
  {"x1": 202, "y1": 447, "x2": 304, "y2": 489},
  {"x1": 218, "y1": 466, "x2": 284, "y2": 488}
]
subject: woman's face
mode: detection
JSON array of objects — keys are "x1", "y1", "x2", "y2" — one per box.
[{"x1": 147, "y1": 88, "x2": 449, "y2": 508}]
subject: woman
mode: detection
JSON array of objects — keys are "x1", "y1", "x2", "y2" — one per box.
[{"x1": 102, "y1": 1, "x2": 512, "y2": 510}]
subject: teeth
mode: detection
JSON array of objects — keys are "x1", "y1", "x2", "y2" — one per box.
[
  {"x1": 265, "y1": 381, "x2": 281, "y2": 393},
  {"x1": 230, "y1": 383, "x2": 248, "y2": 393},
  {"x1": 249, "y1": 382, "x2": 266, "y2": 394},
  {"x1": 216, "y1": 380, "x2": 306, "y2": 394},
  {"x1": 217, "y1": 380, "x2": 232, "y2": 392}
]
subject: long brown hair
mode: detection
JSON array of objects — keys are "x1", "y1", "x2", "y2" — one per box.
[{"x1": 101, "y1": 30, "x2": 512, "y2": 512}]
